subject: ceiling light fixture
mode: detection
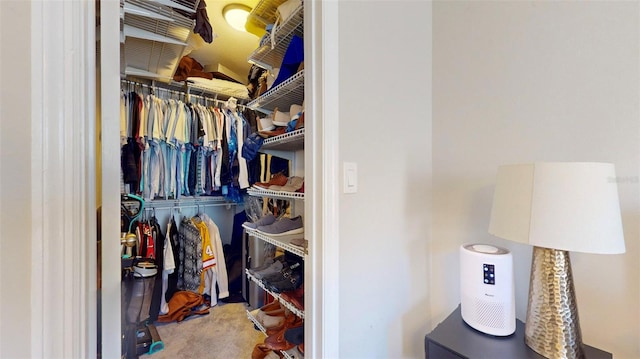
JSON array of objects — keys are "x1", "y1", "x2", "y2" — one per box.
[{"x1": 223, "y1": 4, "x2": 251, "y2": 32}]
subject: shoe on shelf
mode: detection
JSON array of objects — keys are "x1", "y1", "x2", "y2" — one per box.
[
  {"x1": 289, "y1": 238, "x2": 307, "y2": 249},
  {"x1": 265, "y1": 268, "x2": 303, "y2": 294},
  {"x1": 249, "y1": 255, "x2": 286, "y2": 273},
  {"x1": 269, "y1": 176, "x2": 304, "y2": 192},
  {"x1": 280, "y1": 284, "x2": 304, "y2": 311},
  {"x1": 260, "y1": 311, "x2": 286, "y2": 329},
  {"x1": 265, "y1": 315, "x2": 303, "y2": 351},
  {"x1": 253, "y1": 172, "x2": 288, "y2": 190},
  {"x1": 258, "y1": 300, "x2": 282, "y2": 313},
  {"x1": 257, "y1": 216, "x2": 303, "y2": 236},
  {"x1": 284, "y1": 325, "x2": 304, "y2": 345},
  {"x1": 243, "y1": 213, "x2": 277, "y2": 230},
  {"x1": 251, "y1": 260, "x2": 285, "y2": 280},
  {"x1": 258, "y1": 126, "x2": 287, "y2": 139},
  {"x1": 261, "y1": 260, "x2": 302, "y2": 284}
]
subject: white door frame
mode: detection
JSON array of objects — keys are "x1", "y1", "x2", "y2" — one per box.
[
  {"x1": 30, "y1": 0, "x2": 340, "y2": 357},
  {"x1": 30, "y1": 0, "x2": 97, "y2": 357}
]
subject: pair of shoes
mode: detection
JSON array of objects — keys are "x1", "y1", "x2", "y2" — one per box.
[
  {"x1": 263, "y1": 262, "x2": 303, "y2": 294},
  {"x1": 266, "y1": 270, "x2": 303, "y2": 293},
  {"x1": 251, "y1": 305, "x2": 286, "y2": 330},
  {"x1": 244, "y1": 213, "x2": 276, "y2": 230},
  {"x1": 280, "y1": 284, "x2": 304, "y2": 311},
  {"x1": 269, "y1": 176, "x2": 304, "y2": 192},
  {"x1": 261, "y1": 260, "x2": 301, "y2": 283},
  {"x1": 251, "y1": 259, "x2": 285, "y2": 280},
  {"x1": 254, "y1": 172, "x2": 288, "y2": 189},
  {"x1": 265, "y1": 315, "x2": 303, "y2": 351},
  {"x1": 257, "y1": 216, "x2": 303, "y2": 236}
]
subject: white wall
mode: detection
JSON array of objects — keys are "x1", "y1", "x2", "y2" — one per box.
[
  {"x1": 338, "y1": 2, "x2": 432, "y2": 358},
  {"x1": 433, "y1": 2, "x2": 639, "y2": 358},
  {"x1": 0, "y1": 1, "x2": 32, "y2": 358}
]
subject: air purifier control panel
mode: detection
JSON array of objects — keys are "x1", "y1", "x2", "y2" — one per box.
[{"x1": 483, "y1": 263, "x2": 495, "y2": 285}]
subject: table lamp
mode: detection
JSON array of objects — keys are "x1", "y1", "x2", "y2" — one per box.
[{"x1": 488, "y1": 162, "x2": 625, "y2": 359}]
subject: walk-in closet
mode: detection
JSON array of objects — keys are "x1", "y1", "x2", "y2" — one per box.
[{"x1": 98, "y1": 0, "x2": 310, "y2": 357}]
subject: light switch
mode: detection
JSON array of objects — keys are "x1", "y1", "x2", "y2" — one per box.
[{"x1": 343, "y1": 162, "x2": 357, "y2": 193}]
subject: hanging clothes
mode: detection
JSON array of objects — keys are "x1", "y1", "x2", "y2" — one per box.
[
  {"x1": 200, "y1": 213, "x2": 229, "y2": 305},
  {"x1": 177, "y1": 217, "x2": 203, "y2": 293},
  {"x1": 119, "y1": 86, "x2": 258, "y2": 201}
]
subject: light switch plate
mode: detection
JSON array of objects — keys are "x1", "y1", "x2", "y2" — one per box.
[{"x1": 343, "y1": 162, "x2": 357, "y2": 193}]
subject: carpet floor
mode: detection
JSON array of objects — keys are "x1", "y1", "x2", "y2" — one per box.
[{"x1": 142, "y1": 302, "x2": 264, "y2": 359}]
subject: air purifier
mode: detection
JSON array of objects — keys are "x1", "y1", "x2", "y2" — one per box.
[{"x1": 459, "y1": 243, "x2": 515, "y2": 336}]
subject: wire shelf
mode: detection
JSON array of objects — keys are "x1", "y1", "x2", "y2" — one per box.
[
  {"x1": 243, "y1": 227, "x2": 307, "y2": 258},
  {"x1": 247, "y1": 4, "x2": 304, "y2": 70},
  {"x1": 246, "y1": 270, "x2": 305, "y2": 319},
  {"x1": 121, "y1": 0, "x2": 194, "y2": 82},
  {"x1": 247, "y1": 187, "x2": 305, "y2": 201},
  {"x1": 248, "y1": 70, "x2": 304, "y2": 112},
  {"x1": 247, "y1": 0, "x2": 289, "y2": 27},
  {"x1": 260, "y1": 128, "x2": 304, "y2": 151}
]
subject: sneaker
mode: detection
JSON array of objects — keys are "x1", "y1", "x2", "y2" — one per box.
[
  {"x1": 243, "y1": 213, "x2": 276, "y2": 230},
  {"x1": 269, "y1": 176, "x2": 304, "y2": 192},
  {"x1": 253, "y1": 172, "x2": 288, "y2": 190},
  {"x1": 251, "y1": 260, "x2": 285, "y2": 280},
  {"x1": 257, "y1": 216, "x2": 303, "y2": 236}
]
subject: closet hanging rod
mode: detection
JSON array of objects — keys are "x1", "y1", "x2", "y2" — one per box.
[
  {"x1": 143, "y1": 197, "x2": 236, "y2": 210},
  {"x1": 143, "y1": 203, "x2": 233, "y2": 211},
  {"x1": 120, "y1": 78, "x2": 247, "y2": 109}
]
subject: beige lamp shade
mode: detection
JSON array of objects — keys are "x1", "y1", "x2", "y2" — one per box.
[{"x1": 489, "y1": 162, "x2": 625, "y2": 254}]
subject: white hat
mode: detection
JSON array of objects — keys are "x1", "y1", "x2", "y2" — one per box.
[
  {"x1": 289, "y1": 104, "x2": 303, "y2": 120},
  {"x1": 259, "y1": 116, "x2": 275, "y2": 131},
  {"x1": 272, "y1": 108, "x2": 290, "y2": 126}
]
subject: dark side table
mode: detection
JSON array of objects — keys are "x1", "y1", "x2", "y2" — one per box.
[{"x1": 425, "y1": 305, "x2": 612, "y2": 359}]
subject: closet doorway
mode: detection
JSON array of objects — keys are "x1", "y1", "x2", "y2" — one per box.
[{"x1": 96, "y1": 1, "x2": 339, "y2": 358}]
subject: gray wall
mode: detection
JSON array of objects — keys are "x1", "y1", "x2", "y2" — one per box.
[
  {"x1": 339, "y1": 1, "x2": 433, "y2": 358},
  {"x1": 433, "y1": 2, "x2": 639, "y2": 357}
]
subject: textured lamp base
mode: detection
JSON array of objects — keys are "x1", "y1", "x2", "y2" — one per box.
[{"x1": 526, "y1": 247, "x2": 584, "y2": 359}]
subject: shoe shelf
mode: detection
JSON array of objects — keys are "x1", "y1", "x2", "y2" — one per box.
[
  {"x1": 246, "y1": 310, "x2": 296, "y2": 359},
  {"x1": 246, "y1": 270, "x2": 305, "y2": 319},
  {"x1": 248, "y1": 70, "x2": 304, "y2": 112},
  {"x1": 244, "y1": 227, "x2": 307, "y2": 258},
  {"x1": 247, "y1": 3, "x2": 304, "y2": 71},
  {"x1": 261, "y1": 128, "x2": 304, "y2": 151},
  {"x1": 247, "y1": 187, "x2": 304, "y2": 201}
]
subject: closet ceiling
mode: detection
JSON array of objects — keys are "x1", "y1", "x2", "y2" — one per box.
[
  {"x1": 120, "y1": 0, "x2": 260, "y2": 85},
  {"x1": 187, "y1": 0, "x2": 260, "y2": 83}
]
